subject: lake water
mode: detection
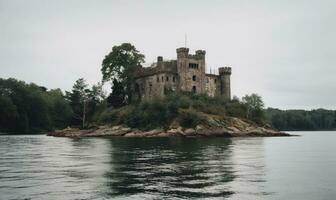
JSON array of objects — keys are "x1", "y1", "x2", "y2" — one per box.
[{"x1": 0, "y1": 131, "x2": 335, "y2": 200}]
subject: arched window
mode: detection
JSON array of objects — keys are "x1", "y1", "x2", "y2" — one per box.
[{"x1": 192, "y1": 75, "x2": 196, "y2": 81}]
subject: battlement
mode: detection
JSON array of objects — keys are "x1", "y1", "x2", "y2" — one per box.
[
  {"x1": 218, "y1": 67, "x2": 232, "y2": 75},
  {"x1": 176, "y1": 47, "x2": 189, "y2": 54},
  {"x1": 195, "y1": 50, "x2": 206, "y2": 56}
]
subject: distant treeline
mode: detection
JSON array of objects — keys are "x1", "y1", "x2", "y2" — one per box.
[
  {"x1": 0, "y1": 78, "x2": 105, "y2": 133},
  {"x1": 0, "y1": 78, "x2": 71, "y2": 133},
  {"x1": 265, "y1": 108, "x2": 336, "y2": 131}
]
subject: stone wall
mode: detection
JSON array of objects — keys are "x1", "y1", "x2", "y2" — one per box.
[
  {"x1": 134, "y1": 72, "x2": 178, "y2": 101},
  {"x1": 205, "y1": 74, "x2": 221, "y2": 97}
]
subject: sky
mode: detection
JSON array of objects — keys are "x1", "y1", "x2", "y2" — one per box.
[{"x1": 0, "y1": 0, "x2": 335, "y2": 109}]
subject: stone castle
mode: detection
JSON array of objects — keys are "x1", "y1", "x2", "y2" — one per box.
[{"x1": 133, "y1": 47, "x2": 232, "y2": 101}]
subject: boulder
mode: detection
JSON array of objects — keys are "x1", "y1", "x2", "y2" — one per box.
[{"x1": 183, "y1": 128, "x2": 195, "y2": 136}]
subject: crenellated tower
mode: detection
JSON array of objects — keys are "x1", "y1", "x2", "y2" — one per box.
[
  {"x1": 219, "y1": 67, "x2": 232, "y2": 100},
  {"x1": 176, "y1": 47, "x2": 206, "y2": 94}
]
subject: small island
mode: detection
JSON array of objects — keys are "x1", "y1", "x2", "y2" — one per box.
[
  {"x1": 47, "y1": 44, "x2": 290, "y2": 138},
  {"x1": 47, "y1": 116, "x2": 290, "y2": 138},
  {"x1": 0, "y1": 43, "x2": 294, "y2": 137}
]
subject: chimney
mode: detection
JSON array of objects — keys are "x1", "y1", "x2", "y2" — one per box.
[{"x1": 157, "y1": 56, "x2": 163, "y2": 62}]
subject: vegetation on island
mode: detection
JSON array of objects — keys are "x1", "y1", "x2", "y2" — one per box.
[
  {"x1": 0, "y1": 43, "x2": 335, "y2": 133},
  {"x1": 98, "y1": 92, "x2": 265, "y2": 130}
]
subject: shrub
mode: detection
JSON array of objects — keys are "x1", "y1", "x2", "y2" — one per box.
[
  {"x1": 96, "y1": 92, "x2": 261, "y2": 129},
  {"x1": 178, "y1": 108, "x2": 206, "y2": 128},
  {"x1": 97, "y1": 107, "x2": 120, "y2": 124}
]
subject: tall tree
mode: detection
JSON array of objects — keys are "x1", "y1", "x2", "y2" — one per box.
[
  {"x1": 67, "y1": 78, "x2": 89, "y2": 128},
  {"x1": 242, "y1": 93, "x2": 265, "y2": 123},
  {"x1": 101, "y1": 43, "x2": 145, "y2": 103},
  {"x1": 107, "y1": 79, "x2": 126, "y2": 108},
  {"x1": 86, "y1": 82, "x2": 106, "y2": 123}
]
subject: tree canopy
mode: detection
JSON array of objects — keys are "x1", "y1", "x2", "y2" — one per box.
[
  {"x1": 242, "y1": 93, "x2": 265, "y2": 123},
  {"x1": 0, "y1": 78, "x2": 72, "y2": 133},
  {"x1": 101, "y1": 43, "x2": 145, "y2": 102}
]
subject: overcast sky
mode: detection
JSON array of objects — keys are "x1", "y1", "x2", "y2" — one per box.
[{"x1": 1, "y1": 0, "x2": 335, "y2": 109}]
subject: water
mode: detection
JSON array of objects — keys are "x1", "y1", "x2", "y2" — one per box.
[{"x1": 0, "y1": 132, "x2": 335, "y2": 200}]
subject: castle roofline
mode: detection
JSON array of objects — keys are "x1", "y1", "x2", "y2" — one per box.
[
  {"x1": 205, "y1": 73, "x2": 219, "y2": 77},
  {"x1": 134, "y1": 60, "x2": 177, "y2": 78}
]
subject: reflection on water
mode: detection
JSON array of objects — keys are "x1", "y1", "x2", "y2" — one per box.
[
  {"x1": 2, "y1": 132, "x2": 335, "y2": 199},
  {"x1": 105, "y1": 138, "x2": 237, "y2": 199},
  {"x1": 0, "y1": 136, "x2": 269, "y2": 199}
]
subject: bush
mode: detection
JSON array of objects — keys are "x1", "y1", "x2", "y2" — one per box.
[
  {"x1": 97, "y1": 107, "x2": 120, "y2": 124},
  {"x1": 178, "y1": 108, "x2": 205, "y2": 128},
  {"x1": 95, "y1": 92, "x2": 262, "y2": 130}
]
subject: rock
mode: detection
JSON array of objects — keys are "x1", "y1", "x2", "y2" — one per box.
[
  {"x1": 156, "y1": 132, "x2": 171, "y2": 137},
  {"x1": 167, "y1": 128, "x2": 182, "y2": 136},
  {"x1": 124, "y1": 132, "x2": 139, "y2": 137},
  {"x1": 142, "y1": 129, "x2": 163, "y2": 137},
  {"x1": 227, "y1": 126, "x2": 241, "y2": 133},
  {"x1": 47, "y1": 115, "x2": 292, "y2": 138},
  {"x1": 183, "y1": 128, "x2": 195, "y2": 136}
]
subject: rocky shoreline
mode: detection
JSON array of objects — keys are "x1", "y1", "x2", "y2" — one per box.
[{"x1": 47, "y1": 117, "x2": 292, "y2": 138}]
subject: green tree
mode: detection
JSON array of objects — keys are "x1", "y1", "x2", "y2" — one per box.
[
  {"x1": 101, "y1": 43, "x2": 145, "y2": 102},
  {"x1": 107, "y1": 79, "x2": 126, "y2": 108},
  {"x1": 0, "y1": 95, "x2": 18, "y2": 131},
  {"x1": 66, "y1": 78, "x2": 90, "y2": 128},
  {"x1": 0, "y1": 78, "x2": 59, "y2": 132},
  {"x1": 86, "y1": 82, "x2": 106, "y2": 124},
  {"x1": 46, "y1": 89, "x2": 72, "y2": 129},
  {"x1": 242, "y1": 93, "x2": 265, "y2": 123}
]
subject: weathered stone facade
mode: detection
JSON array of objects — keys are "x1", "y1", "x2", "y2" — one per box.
[{"x1": 133, "y1": 47, "x2": 232, "y2": 101}]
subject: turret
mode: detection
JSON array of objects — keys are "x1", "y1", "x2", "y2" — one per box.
[
  {"x1": 176, "y1": 47, "x2": 206, "y2": 93},
  {"x1": 219, "y1": 67, "x2": 232, "y2": 100},
  {"x1": 195, "y1": 50, "x2": 206, "y2": 58},
  {"x1": 176, "y1": 47, "x2": 189, "y2": 58}
]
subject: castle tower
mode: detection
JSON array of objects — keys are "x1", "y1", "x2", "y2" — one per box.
[
  {"x1": 176, "y1": 47, "x2": 206, "y2": 93},
  {"x1": 219, "y1": 67, "x2": 232, "y2": 100},
  {"x1": 176, "y1": 47, "x2": 189, "y2": 92}
]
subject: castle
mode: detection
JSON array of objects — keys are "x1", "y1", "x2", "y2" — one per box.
[{"x1": 133, "y1": 47, "x2": 232, "y2": 101}]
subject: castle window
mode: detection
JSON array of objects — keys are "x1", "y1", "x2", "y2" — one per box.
[
  {"x1": 157, "y1": 77, "x2": 159, "y2": 82},
  {"x1": 162, "y1": 76, "x2": 164, "y2": 82},
  {"x1": 189, "y1": 63, "x2": 199, "y2": 69},
  {"x1": 192, "y1": 86, "x2": 197, "y2": 93},
  {"x1": 173, "y1": 76, "x2": 176, "y2": 82},
  {"x1": 214, "y1": 79, "x2": 217, "y2": 83},
  {"x1": 166, "y1": 76, "x2": 169, "y2": 81},
  {"x1": 192, "y1": 75, "x2": 196, "y2": 81}
]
